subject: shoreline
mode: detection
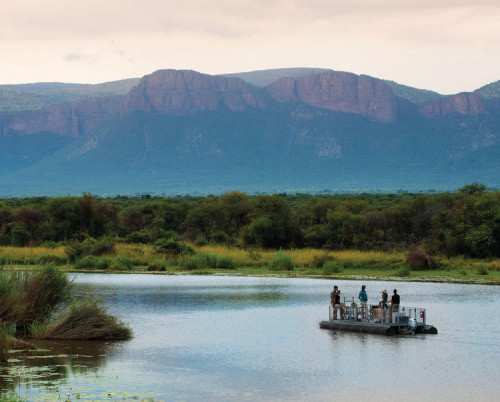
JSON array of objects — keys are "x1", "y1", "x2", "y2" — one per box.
[{"x1": 64, "y1": 268, "x2": 500, "y2": 286}]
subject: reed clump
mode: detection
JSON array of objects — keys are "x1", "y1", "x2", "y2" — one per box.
[
  {"x1": 0, "y1": 266, "x2": 132, "y2": 361},
  {"x1": 31, "y1": 301, "x2": 132, "y2": 341}
]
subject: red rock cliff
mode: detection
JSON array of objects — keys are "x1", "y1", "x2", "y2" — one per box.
[
  {"x1": 266, "y1": 71, "x2": 399, "y2": 122},
  {"x1": 124, "y1": 69, "x2": 268, "y2": 114},
  {"x1": 420, "y1": 92, "x2": 485, "y2": 117}
]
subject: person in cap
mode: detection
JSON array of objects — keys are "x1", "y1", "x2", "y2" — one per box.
[{"x1": 379, "y1": 289, "x2": 388, "y2": 308}]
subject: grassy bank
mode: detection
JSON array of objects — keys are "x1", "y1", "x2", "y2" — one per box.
[{"x1": 1, "y1": 244, "x2": 499, "y2": 285}]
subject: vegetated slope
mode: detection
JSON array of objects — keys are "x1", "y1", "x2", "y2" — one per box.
[
  {"x1": 221, "y1": 67, "x2": 332, "y2": 87},
  {"x1": 383, "y1": 80, "x2": 441, "y2": 104},
  {"x1": 0, "y1": 68, "x2": 499, "y2": 196},
  {"x1": 474, "y1": 80, "x2": 500, "y2": 99},
  {"x1": 0, "y1": 78, "x2": 139, "y2": 113},
  {"x1": 2, "y1": 104, "x2": 499, "y2": 196}
]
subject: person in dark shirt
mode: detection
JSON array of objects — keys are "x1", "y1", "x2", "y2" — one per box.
[
  {"x1": 330, "y1": 285, "x2": 338, "y2": 307},
  {"x1": 391, "y1": 289, "x2": 400, "y2": 311}
]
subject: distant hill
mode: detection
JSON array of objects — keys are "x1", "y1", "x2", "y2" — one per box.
[
  {"x1": 0, "y1": 68, "x2": 499, "y2": 196},
  {"x1": 0, "y1": 78, "x2": 139, "y2": 113},
  {"x1": 383, "y1": 80, "x2": 441, "y2": 104},
  {"x1": 222, "y1": 67, "x2": 331, "y2": 87},
  {"x1": 475, "y1": 80, "x2": 500, "y2": 99}
]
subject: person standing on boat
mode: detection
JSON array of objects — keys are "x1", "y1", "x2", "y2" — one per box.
[
  {"x1": 358, "y1": 285, "x2": 368, "y2": 319},
  {"x1": 379, "y1": 289, "x2": 388, "y2": 308},
  {"x1": 390, "y1": 289, "x2": 400, "y2": 311},
  {"x1": 359, "y1": 285, "x2": 368, "y2": 306},
  {"x1": 330, "y1": 285, "x2": 338, "y2": 307}
]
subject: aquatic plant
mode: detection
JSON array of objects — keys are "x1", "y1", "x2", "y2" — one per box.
[
  {"x1": 0, "y1": 265, "x2": 70, "y2": 330},
  {"x1": 31, "y1": 301, "x2": 131, "y2": 341}
]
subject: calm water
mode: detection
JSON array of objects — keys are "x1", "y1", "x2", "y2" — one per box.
[{"x1": 1, "y1": 274, "x2": 499, "y2": 401}]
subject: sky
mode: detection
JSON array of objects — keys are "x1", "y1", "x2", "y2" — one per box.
[{"x1": 1, "y1": 0, "x2": 499, "y2": 94}]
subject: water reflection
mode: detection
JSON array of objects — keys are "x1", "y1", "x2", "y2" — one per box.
[
  {"x1": 1, "y1": 275, "x2": 499, "y2": 401},
  {"x1": 0, "y1": 340, "x2": 121, "y2": 395}
]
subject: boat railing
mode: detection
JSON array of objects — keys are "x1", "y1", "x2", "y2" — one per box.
[{"x1": 329, "y1": 304, "x2": 426, "y2": 325}]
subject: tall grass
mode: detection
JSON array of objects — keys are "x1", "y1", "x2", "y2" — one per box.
[
  {"x1": 0, "y1": 266, "x2": 70, "y2": 330},
  {"x1": 31, "y1": 301, "x2": 131, "y2": 341},
  {"x1": 0, "y1": 323, "x2": 11, "y2": 362},
  {"x1": 268, "y1": 251, "x2": 294, "y2": 271}
]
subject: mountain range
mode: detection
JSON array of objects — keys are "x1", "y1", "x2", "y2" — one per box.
[{"x1": 0, "y1": 68, "x2": 499, "y2": 196}]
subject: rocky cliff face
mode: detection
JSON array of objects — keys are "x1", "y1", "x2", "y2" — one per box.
[
  {"x1": 266, "y1": 71, "x2": 399, "y2": 122},
  {"x1": 420, "y1": 92, "x2": 485, "y2": 117},
  {"x1": 123, "y1": 69, "x2": 268, "y2": 114},
  {"x1": 1, "y1": 96, "x2": 124, "y2": 138},
  {"x1": 0, "y1": 69, "x2": 495, "y2": 139}
]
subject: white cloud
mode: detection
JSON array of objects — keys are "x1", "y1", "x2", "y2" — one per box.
[{"x1": 0, "y1": 1, "x2": 498, "y2": 93}]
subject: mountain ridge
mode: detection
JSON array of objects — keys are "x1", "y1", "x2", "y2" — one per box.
[{"x1": 0, "y1": 68, "x2": 499, "y2": 196}]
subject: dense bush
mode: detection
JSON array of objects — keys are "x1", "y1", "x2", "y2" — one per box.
[
  {"x1": 322, "y1": 261, "x2": 343, "y2": 274},
  {"x1": 66, "y1": 237, "x2": 115, "y2": 263},
  {"x1": 216, "y1": 255, "x2": 235, "y2": 269},
  {"x1": 268, "y1": 250, "x2": 294, "y2": 271},
  {"x1": 405, "y1": 248, "x2": 437, "y2": 271},
  {"x1": 73, "y1": 256, "x2": 112, "y2": 270},
  {"x1": 36, "y1": 254, "x2": 67, "y2": 265},
  {"x1": 1, "y1": 185, "x2": 500, "y2": 259}
]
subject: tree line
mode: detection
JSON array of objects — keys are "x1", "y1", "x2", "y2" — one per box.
[{"x1": 0, "y1": 183, "x2": 499, "y2": 258}]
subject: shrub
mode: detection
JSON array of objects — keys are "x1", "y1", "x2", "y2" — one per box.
[
  {"x1": 322, "y1": 261, "x2": 343, "y2": 275},
  {"x1": 311, "y1": 253, "x2": 333, "y2": 268},
  {"x1": 109, "y1": 256, "x2": 133, "y2": 271},
  {"x1": 11, "y1": 226, "x2": 30, "y2": 247},
  {"x1": 216, "y1": 255, "x2": 235, "y2": 269},
  {"x1": 31, "y1": 301, "x2": 132, "y2": 340},
  {"x1": 73, "y1": 256, "x2": 112, "y2": 270},
  {"x1": 181, "y1": 253, "x2": 217, "y2": 270},
  {"x1": 147, "y1": 259, "x2": 167, "y2": 272},
  {"x1": 268, "y1": 251, "x2": 294, "y2": 271},
  {"x1": 405, "y1": 248, "x2": 437, "y2": 271},
  {"x1": 195, "y1": 236, "x2": 208, "y2": 246},
  {"x1": 66, "y1": 238, "x2": 115, "y2": 263},
  {"x1": 396, "y1": 266, "x2": 411, "y2": 277},
  {"x1": 36, "y1": 254, "x2": 67, "y2": 265},
  {"x1": 477, "y1": 263, "x2": 489, "y2": 276},
  {"x1": 154, "y1": 238, "x2": 194, "y2": 256}
]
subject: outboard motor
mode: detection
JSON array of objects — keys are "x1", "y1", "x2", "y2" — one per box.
[{"x1": 408, "y1": 318, "x2": 418, "y2": 335}]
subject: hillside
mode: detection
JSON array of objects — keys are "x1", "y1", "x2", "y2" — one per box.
[
  {"x1": 0, "y1": 78, "x2": 139, "y2": 113},
  {"x1": 0, "y1": 68, "x2": 498, "y2": 196}
]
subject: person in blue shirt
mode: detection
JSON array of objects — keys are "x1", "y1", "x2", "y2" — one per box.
[{"x1": 359, "y1": 285, "x2": 368, "y2": 306}]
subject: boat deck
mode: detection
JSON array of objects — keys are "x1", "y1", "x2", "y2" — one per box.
[{"x1": 319, "y1": 305, "x2": 438, "y2": 336}]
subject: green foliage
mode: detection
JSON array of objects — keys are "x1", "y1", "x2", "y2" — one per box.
[
  {"x1": 311, "y1": 253, "x2": 333, "y2": 268},
  {"x1": 66, "y1": 237, "x2": 115, "y2": 263},
  {"x1": 396, "y1": 266, "x2": 411, "y2": 277},
  {"x1": 154, "y1": 237, "x2": 193, "y2": 256},
  {"x1": 11, "y1": 226, "x2": 30, "y2": 247},
  {"x1": 73, "y1": 256, "x2": 113, "y2": 270},
  {"x1": 0, "y1": 322, "x2": 11, "y2": 362},
  {"x1": 322, "y1": 261, "x2": 343, "y2": 275},
  {"x1": 0, "y1": 266, "x2": 70, "y2": 329},
  {"x1": 109, "y1": 256, "x2": 134, "y2": 271},
  {"x1": 216, "y1": 255, "x2": 235, "y2": 269},
  {"x1": 477, "y1": 263, "x2": 489, "y2": 276},
  {"x1": 147, "y1": 259, "x2": 168, "y2": 272},
  {"x1": 181, "y1": 253, "x2": 218, "y2": 270},
  {"x1": 35, "y1": 254, "x2": 67, "y2": 265},
  {"x1": 268, "y1": 250, "x2": 294, "y2": 271},
  {"x1": 405, "y1": 248, "x2": 437, "y2": 271}
]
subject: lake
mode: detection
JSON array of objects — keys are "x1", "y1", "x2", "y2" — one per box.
[{"x1": 1, "y1": 274, "x2": 499, "y2": 401}]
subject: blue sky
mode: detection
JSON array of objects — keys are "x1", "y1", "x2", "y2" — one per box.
[{"x1": 1, "y1": 0, "x2": 499, "y2": 94}]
